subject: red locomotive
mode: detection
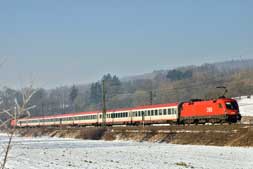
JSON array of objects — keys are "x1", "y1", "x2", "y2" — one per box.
[{"x1": 178, "y1": 97, "x2": 241, "y2": 124}]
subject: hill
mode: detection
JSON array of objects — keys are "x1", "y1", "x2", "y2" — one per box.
[{"x1": 1, "y1": 59, "x2": 253, "y2": 118}]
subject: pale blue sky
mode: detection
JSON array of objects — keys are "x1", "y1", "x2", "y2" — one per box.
[{"x1": 0, "y1": 0, "x2": 253, "y2": 88}]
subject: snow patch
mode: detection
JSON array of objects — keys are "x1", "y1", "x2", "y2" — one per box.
[
  {"x1": 236, "y1": 95, "x2": 253, "y2": 116},
  {"x1": 0, "y1": 136, "x2": 253, "y2": 169}
]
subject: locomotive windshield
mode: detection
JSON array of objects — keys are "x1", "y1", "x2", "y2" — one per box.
[{"x1": 225, "y1": 101, "x2": 238, "y2": 110}]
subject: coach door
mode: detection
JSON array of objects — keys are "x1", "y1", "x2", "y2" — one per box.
[
  {"x1": 130, "y1": 111, "x2": 133, "y2": 125},
  {"x1": 142, "y1": 111, "x2": 145, "y2": 125}
]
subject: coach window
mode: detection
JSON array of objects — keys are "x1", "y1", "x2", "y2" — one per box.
[
  {"x1": 155, "y1": 110, "x2": 158, "y2": 116},
  {"x1": 163, "y1": 109, "x2": 167, "y2": 115},
  {"x1": 159, "y1": 110, "x2": 162, "y2": 115},
  {"x1": 168, "y1": 109, "x2": 171, "y2": 115}
]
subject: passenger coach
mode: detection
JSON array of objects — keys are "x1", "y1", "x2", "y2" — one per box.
[{"x1": 12, "y1": 103, "x2": 178, "y2": 127}]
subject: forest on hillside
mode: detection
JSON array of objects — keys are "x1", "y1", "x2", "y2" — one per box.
[{"x1": 1, "y1": 59, "x2": 253, "y2": 118}]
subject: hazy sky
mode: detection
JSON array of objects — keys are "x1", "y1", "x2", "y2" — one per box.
[{"x1": 0, "y1": 0, "x2": 253, "y2": 88}]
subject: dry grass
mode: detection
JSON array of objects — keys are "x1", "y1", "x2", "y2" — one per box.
[{"x1": 16, "y1": 124, "x2": 253, "y2": 147}]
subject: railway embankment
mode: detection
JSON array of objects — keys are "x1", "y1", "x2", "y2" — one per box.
[{"x1": 16, "y1": 124, "x2": 253, "y2": 147}]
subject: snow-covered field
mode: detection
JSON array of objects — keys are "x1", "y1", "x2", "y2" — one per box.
[
  {"x1": 0, "y1": 135, "x2": 252, "y2": 169},
  {"x1": 236, "y1": 95, "x2": 253, "y2": 116}
]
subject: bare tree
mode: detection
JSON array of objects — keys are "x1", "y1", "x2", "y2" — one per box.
[{"x1": 0, "y1": 85, "x2": 37, "y2": 169}]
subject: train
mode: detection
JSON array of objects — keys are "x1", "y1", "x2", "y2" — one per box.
[{"x1": 11, "y1": 97, "x2": 241, "y2": 128}]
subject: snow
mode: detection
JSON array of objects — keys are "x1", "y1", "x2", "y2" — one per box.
[
  {"x1": 0, "y1": 136, "x2": 252, "y2": 169},
  {"x1": 236, "y1": 95, "x2": 253, "y2": 116}
]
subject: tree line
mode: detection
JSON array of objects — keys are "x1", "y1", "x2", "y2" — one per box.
[{"x1": 1, "y1": 59, "x2": 253, "y2": 118}]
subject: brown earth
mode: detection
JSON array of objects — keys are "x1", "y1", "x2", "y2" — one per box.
[{"x1": 16, "y1": 124, "x2": 253, "y2": 147}]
